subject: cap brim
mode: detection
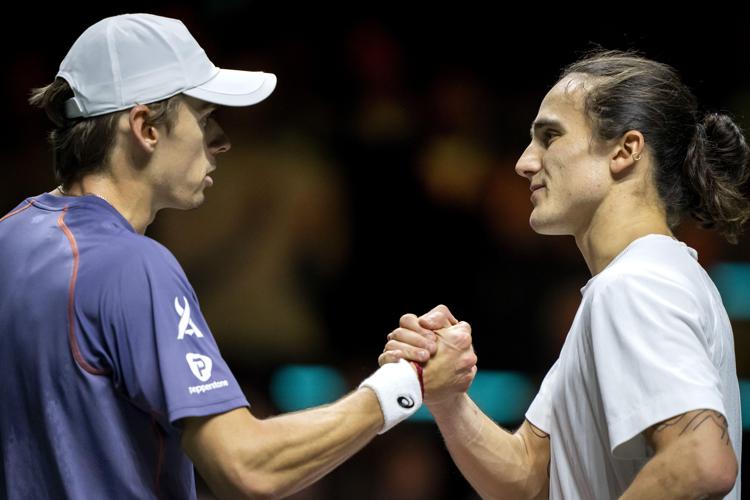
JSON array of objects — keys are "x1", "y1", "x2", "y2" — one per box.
[{"x1": 183, "y1": 69, "x2": 276, "y2": 107}]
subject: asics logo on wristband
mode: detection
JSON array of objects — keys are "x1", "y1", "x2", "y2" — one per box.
[{"x1": 397, "y1": 395, "x2": 415, "y2": 409}]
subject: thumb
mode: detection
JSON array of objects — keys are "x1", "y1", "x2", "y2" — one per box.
[
  {"x1": 418, "y1": 304, "x2": 458, "y2": 330},
  {"x1": 436, "y1": 321, "x2": 472, "y2": 350},
  {"x1": 419, "y1": 311, "x2": 453, "y2": 330}
]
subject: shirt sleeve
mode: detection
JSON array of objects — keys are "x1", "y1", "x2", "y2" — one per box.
[
  {"x1": 525, "y1": 359, "x2": 560, "y2": 434},
  {"x1": 590, "y1": 272, "x2": 725, "y2": 459},
  {"x1": 101, "y1": 242, "x2": 249, "y2": 428}
]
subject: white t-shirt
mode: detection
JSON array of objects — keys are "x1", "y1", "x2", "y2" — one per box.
[{"x1": 526, "y1": 234, "x2": 742, "y2": 499}]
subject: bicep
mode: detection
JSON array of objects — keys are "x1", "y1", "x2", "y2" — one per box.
[
  {"x1": 646, "y1": 408, "x2": 732, "y2": 455},
  {"x1": 516, "y1": 419, "x2": 551, "y2": 497},
  {"x1": 644, "y1": 408, "x2": 737, "y2": 492},
  {"x1": 181, "y1": 407, "x2": 263, "y2": 499}
]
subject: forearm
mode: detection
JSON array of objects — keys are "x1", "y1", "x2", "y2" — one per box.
[
  {"x1": 247, "y1": 388, "x2": 383, "y2": 498},
  {"x1": 187, "y1": 388, "x2": 384, "y2": 499},
  {"x1": 431, "y1": 394, "x2": 544, "y2": 500}
]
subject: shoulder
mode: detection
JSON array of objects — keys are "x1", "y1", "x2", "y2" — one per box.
[
  {"x1": 616, "y1": 235, "x2": 700, "y2": 272},
  {"x1": 53, "y1": 198, "x2": 184, "y2": 275},
  {"x1": 88, "y1": 230, "x2": 180, "y2": 269},
  {"x1": 77, "y1": 231, "x2": 190, "y2": 298},
  {"x1": 589, "y1": 236, "x2": 704, "y2": 301},
  {"x1": 118, "y1": 234, "x2": 181, "y2": 268},
  {"x1": 580, "y1": 237, "x2": 712, "y2": 334}
]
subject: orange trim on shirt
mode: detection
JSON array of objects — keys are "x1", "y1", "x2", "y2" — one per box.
[
  {"x1": 0, "y1": 201, "x2": 33, "y2": 223},
  {"x1": 57, "y1": 208, "x2": 110, "y2": 376}
]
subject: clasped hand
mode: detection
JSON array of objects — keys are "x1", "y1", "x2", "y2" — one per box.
[{"x1": 379, "y1": 305, "x2": 477, "y2": 407}]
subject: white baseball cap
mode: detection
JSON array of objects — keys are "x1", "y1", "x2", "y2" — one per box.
[{"x1": 57, "y1": 13, "x2": 277, "y2": 119}]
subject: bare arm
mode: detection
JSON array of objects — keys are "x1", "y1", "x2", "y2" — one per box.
[
  {"x1": 430, "y1": 394, "x2": 550, "y2": 500},
  {"x1": 620, "y1": 409, "x2": 738, "y2": 499},
  {"x1": 182, "y1": 388, "x2": 383, "y2": 500}
]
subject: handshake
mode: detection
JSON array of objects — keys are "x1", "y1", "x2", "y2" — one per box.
[{"x1": 360, "y1": 305, "x2": 478, "y2": 432}]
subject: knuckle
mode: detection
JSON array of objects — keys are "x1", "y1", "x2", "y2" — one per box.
[
  {"x1": 379, "y1": 352, "x2": 395, "y2": 365},
  {"x1": 396, "y1": 327, "x2": 413, "y2": 336},
  {"x1": 391, "y1": 328, "x2": 406, "y2": 340},
  {"x1": 457, "y1": 353, "x2": 477, "y2": 370},
  {"x1": 418, "y1": 312, "x2": 435, "y2": 323},
  {"x1": 400, "y1": 313, "x2": 416, "y2": 325}
]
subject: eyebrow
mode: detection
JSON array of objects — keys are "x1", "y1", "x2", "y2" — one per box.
[{"x1": 530, "y1": 118, "x2": 565, "y2": 140}]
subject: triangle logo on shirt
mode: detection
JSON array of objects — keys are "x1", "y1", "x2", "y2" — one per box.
[{"x1": 174, "y1": 296, "x2": 204, "y2": 340}]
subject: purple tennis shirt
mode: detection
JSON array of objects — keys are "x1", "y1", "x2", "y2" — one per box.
[{"x1": 0, "y1": 193, "x2": 248, "y2": 499}]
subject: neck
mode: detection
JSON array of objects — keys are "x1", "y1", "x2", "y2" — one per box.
[
  {"x1": 55, "y1": 174, "x2": 157, "y2": 234},
  {"x1": 574, "y1": 196, "x2": 673, "y2": 276}
]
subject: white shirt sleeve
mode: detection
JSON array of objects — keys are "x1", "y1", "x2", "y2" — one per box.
[
  {"x1": 525, "y1": 359, "x2": 560, "y2": 434},
  {"x1": 590, "y1": 272, "x2": 726, "y2": 459}
]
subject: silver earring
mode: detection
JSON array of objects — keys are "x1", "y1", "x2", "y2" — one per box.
[{"x1": 632, "y1": 153, "x2": 642, "y2": 161}]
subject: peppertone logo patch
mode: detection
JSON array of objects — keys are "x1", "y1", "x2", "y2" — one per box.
[{"x1": 186, "y1": 352, "x2": 213, "y2": 382}]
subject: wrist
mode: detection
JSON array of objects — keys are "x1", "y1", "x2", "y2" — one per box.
[
  {"x1": 359, "y1": 359, "x2": 423, "y2": 434},
  {"x1": 427, "y1": 392, "x2": 468, "y2": 419}
]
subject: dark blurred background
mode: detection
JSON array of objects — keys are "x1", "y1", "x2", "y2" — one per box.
[{"x1": 4, "y1": 2, "x2": 750, "y2": 498}]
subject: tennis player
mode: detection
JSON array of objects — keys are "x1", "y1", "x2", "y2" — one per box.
[{"x1": 382, "y1": 50, "x2": 746, "y2": 499}]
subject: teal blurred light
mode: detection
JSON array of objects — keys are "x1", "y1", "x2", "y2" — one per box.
[
  {"x1": 269, "y1": 365, "x2": 750, "y2": 431},
  {"x1": 269, "y1": 365, "x2": 533, "y2": 422},
  {"x1": 709, "y1": 262, "x2": 750, "y2": 320},
  {"x1": 270, "y1": 365, "x2": 347, "y2": 412},
  {"x1": 410, "y1": 370, "x2": 535, "y2": 424},
  {"x1": 741, "y1": 380, "x2": 750, "y2": 431}
]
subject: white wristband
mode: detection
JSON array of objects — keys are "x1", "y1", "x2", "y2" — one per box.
[{"x1": 359, "y1": 359, "x2": 422, "y2": 434}]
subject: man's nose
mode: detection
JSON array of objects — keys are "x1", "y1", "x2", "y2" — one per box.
[
  {"x1": 208, "y1": 121, "x2": 231, "y2": 154},
  {"x1": 515, "y1": 143, "x2": 542, "y2": 179}
]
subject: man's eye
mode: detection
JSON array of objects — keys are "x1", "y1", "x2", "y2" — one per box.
[
  {"x1": 543, "y1": 131, "x2": 558, "y2": 146},
  {"x1": 201, "y1": 112, "x2": 215, "y2": 127}
]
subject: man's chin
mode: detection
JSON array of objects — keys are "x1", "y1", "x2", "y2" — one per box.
[
  {"x1": 529, "y1": 214, "x2": 568, "y2": 236},
  {"x1": 186, "y1": 194, "x2": 206, "y2": 210},
  {"x1": 165, "y1": 193, "x2": 206, "y2": 211}
]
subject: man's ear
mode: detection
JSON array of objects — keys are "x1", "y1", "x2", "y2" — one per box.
[
  {"x1": 610, "y1": 130, "x2": 645, "y2": 176},
  {"x1": 128, "y1": 104, "x2": 159, "y2": 153}
]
